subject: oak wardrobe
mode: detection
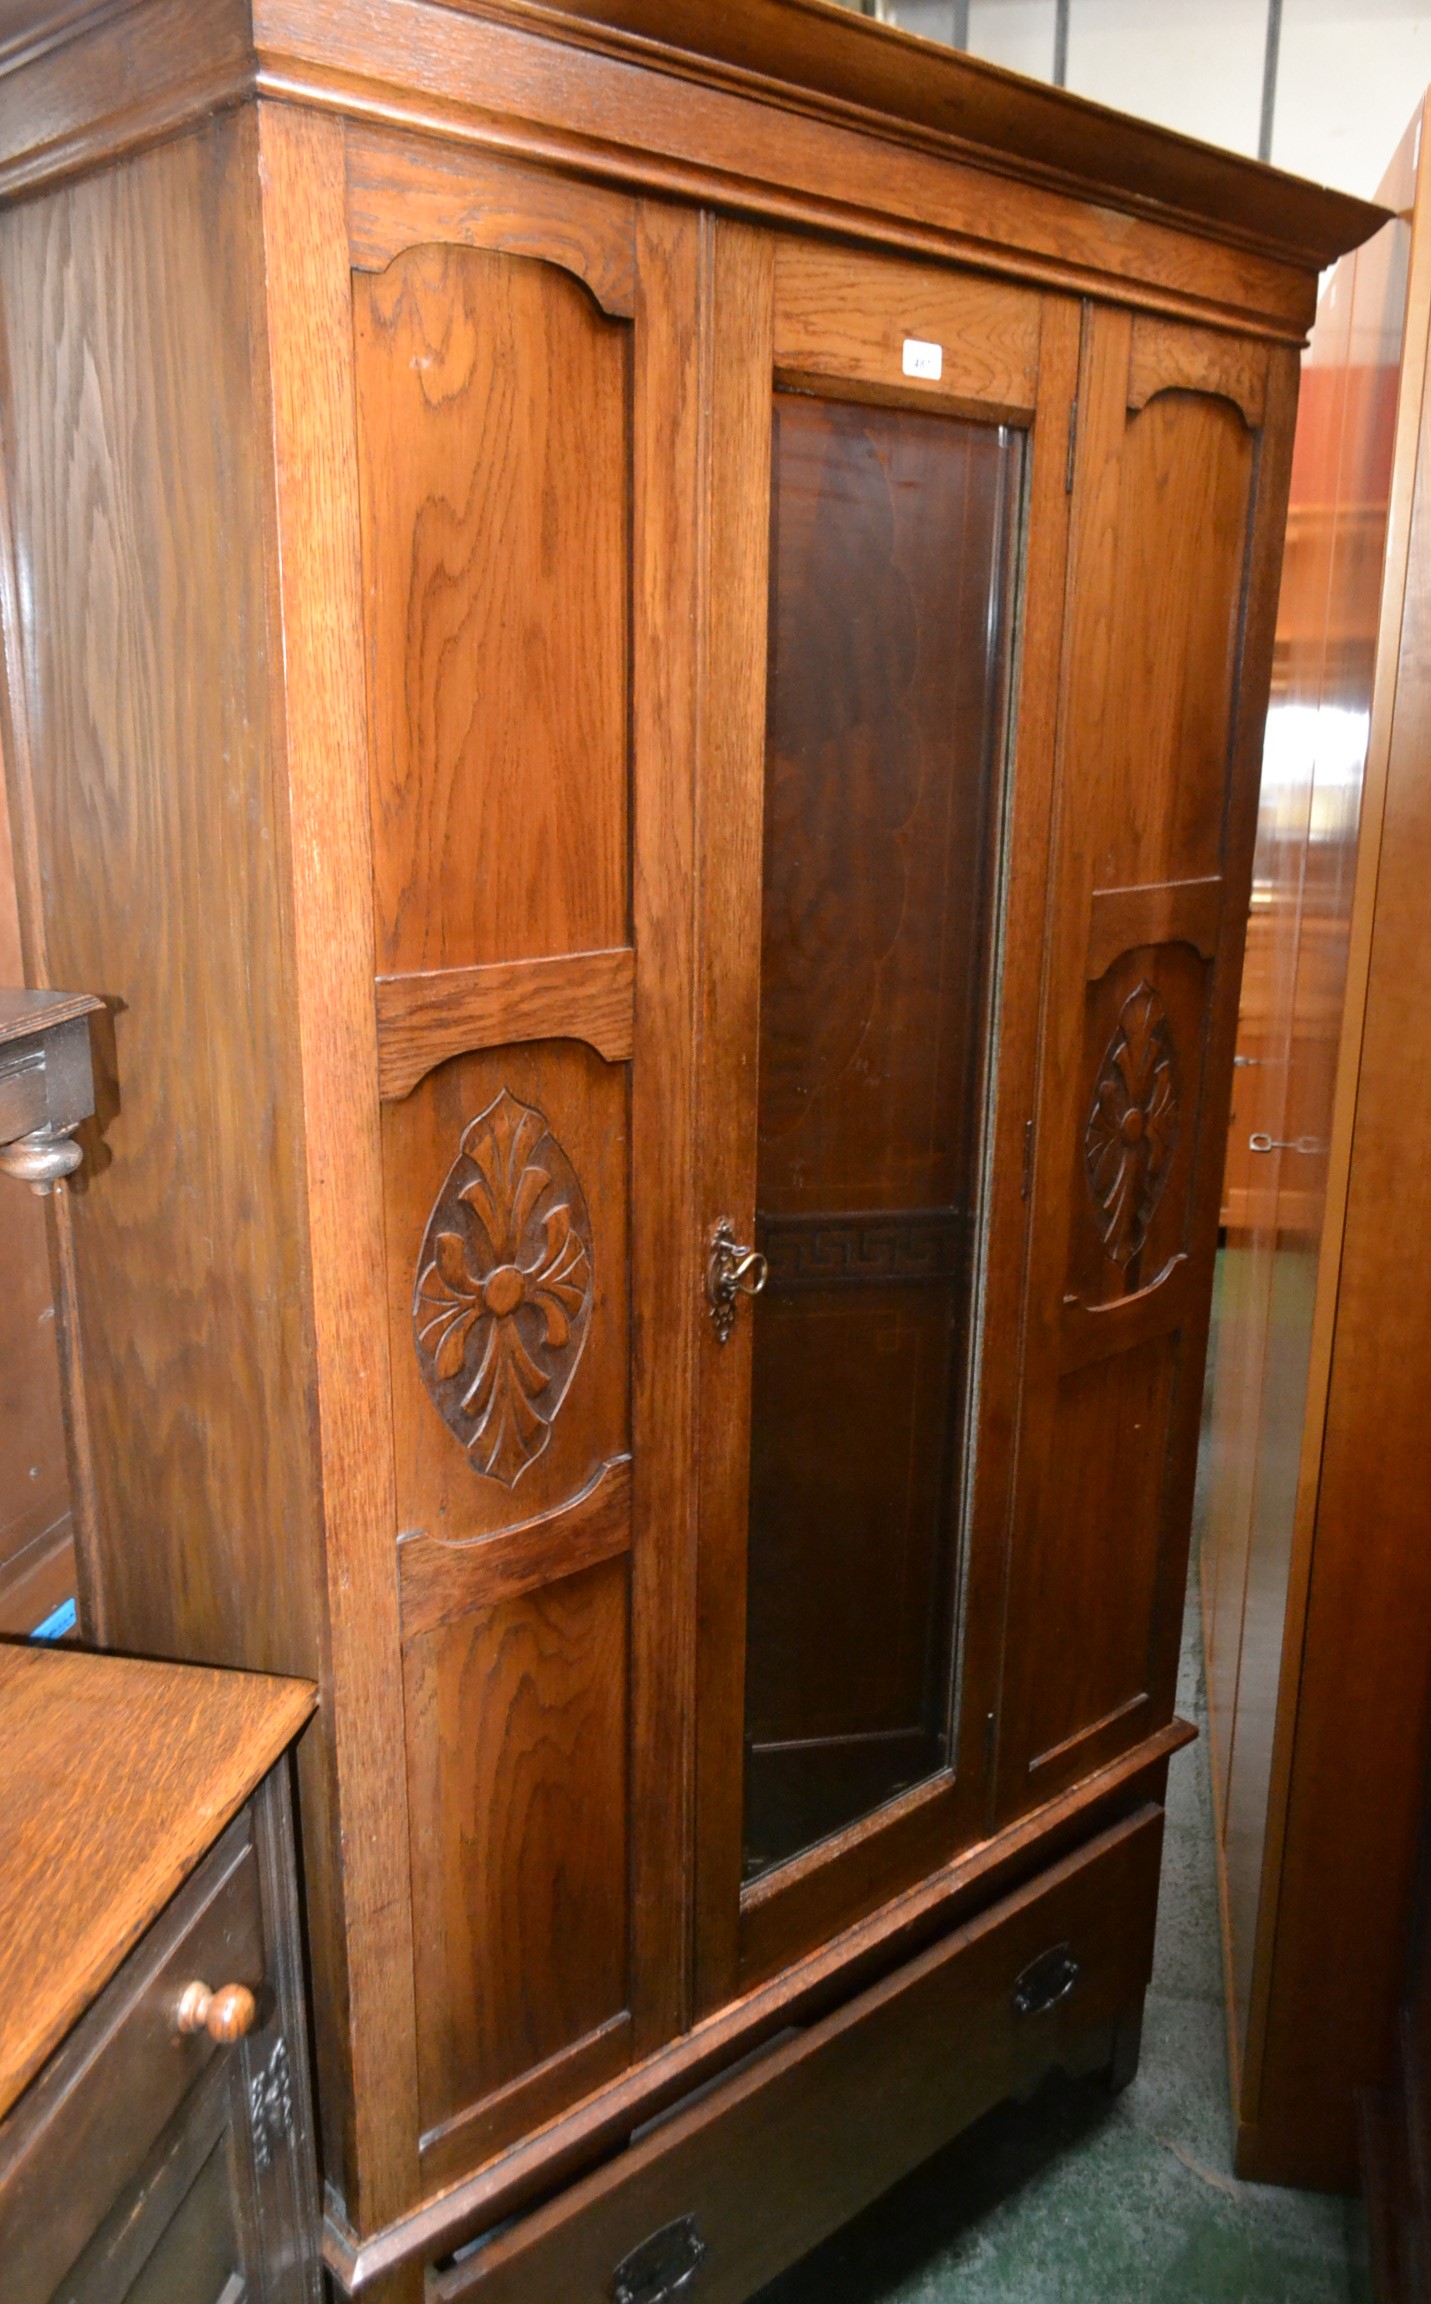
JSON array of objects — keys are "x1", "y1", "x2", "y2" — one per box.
[{"x1": 0, "y1": 3, "x2": 1381, "y2": 2296}]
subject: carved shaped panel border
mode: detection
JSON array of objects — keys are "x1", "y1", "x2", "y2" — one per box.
[
  {"x1": 1084, "y1": 979, "x2": 1180, "y2": 1272},
  {"x1": 346, "y1": 119, "x2": 639, "y2": 316},
  {"x1": 413, "y1": 1087, "x2": 595, "y2": 1487},
  {"x1": 382, "y1": 1041, "x2": 629, "y2": 1547},
  {"x1": 1065, "y1": 941, "x2": 1209, "y2": 1315}
]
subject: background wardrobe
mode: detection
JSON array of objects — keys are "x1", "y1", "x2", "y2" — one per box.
[
  {"x1": 0, "y1": 2, "x2": 1379, "y2": 2296},
  {"x1": 1203, "y1": 84, "x2": 1431, "y2": 2212}
]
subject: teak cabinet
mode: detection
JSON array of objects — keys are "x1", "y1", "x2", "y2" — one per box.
[{"x1": 0, "y1": 2, "x2": 1380, "y2": 2294}]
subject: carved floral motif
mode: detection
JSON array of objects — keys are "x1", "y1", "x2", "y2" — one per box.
[
  {"x1": 414, "y1": 1089, "x2": 593, "y2": 1485},
  {"x1": 1084, "y1": 980, "x2": 1180, "y2": 1268}
]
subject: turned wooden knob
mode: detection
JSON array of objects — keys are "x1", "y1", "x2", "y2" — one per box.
[{"x1": 175, "y1": 1980, "x2": 257, "y2": 2042}]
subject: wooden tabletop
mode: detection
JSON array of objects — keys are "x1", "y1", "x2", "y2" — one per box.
[{"x1": 0, "y1": 1643, "x2": 315, "y2": 2120}]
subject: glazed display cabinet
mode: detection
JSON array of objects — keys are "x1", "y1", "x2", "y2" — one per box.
[{"x1": 0, "y1": 2, "x2": 1381, "y2": 2296}]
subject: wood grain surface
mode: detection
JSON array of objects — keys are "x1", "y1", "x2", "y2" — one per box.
[
  {"x1": 0, "y1": 0, "x2": 1355, "y2": 345},
  {"x1": 346, "y1": 120, "x2": 637, "y2": 315},
  {"x1": 533, "y1": 0, "x2": 1380, "y2": 268},
  {"x1": 1198, "y1": 120, "x2": 1431, "y2": 2193},
  {"x1": 355, "y1": 238, "x2": 631, "y2": 977},
  {"x1": 689, "y1": 217, "x2": 776, "y2": 2009},
  {"x1": 0, "y1": 1644, "x2": 312, "y2": 2119},
  {"x1": 774, "y1": 236, "x2": 1039, "y2": 416},
  {"x1": 381, "y1": 1040, "x2": 629, "y2": 1548},
  {"x1": 256, "y1": 97, "x2": 423, "y2": 2237},
  {"x1": 1230, "y1": 151, "x2": 1431, "y2": 2185},
  {"x1": 0, "y1": 7, "x2": 1344, "y2": 2276},
  {"x1": 348, "y1": 165, "x2": 653, "y2": 2196},
  {"x1": 399, "y1": 1455, "x2": 631, "y2": 1641},
  {"x1": 403, "y1": 1553, "x2": 631, "y2": 2140},
  {"x1": 0, "y1": 0, "x2": 1384, "y2": 312},
  {"x1": 996, "y1": 306, "x2": 1277, "y2": 1816},
  {"x1": 623, "y1": 196, "x2": 707, "y2": 2058},
  {"x1": 327, "y1": 1719, "x2": 1190, "y2": 2289},
  {"x1": 690, "y1": 248, "x2": 1082, "y2": 2006},
  {"x1": 1127, "y1": 312, "x2": 1268, "y2": 426},
  {"x1": 375, "y1": 949, "x2": 635, "y2": 1099},
  {"x1": 429, "y1": 1808, "x2": 1164, "y2": 2303},
  {"x1": 257, "y1": 0, "x2": 1325, "y2": 341},
  {"x1": 1085, "y1": 876, "x2": 1222, "y2": 982},
  {"x1": 0, "y1": 110, "x2": 323, "y2": 1679}
]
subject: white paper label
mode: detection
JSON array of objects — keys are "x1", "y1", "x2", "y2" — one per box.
[{"x1": 902, "y1": 337, "x2": 943, "y2": 381}]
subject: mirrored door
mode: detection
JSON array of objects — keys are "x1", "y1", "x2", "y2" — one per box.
[
  {"x1": 693, "y1": 227, "x2": 1081, "y2": 2004},
  {"x1": 743, "y1": 389, "x2": 1019, "y2": 1881}
]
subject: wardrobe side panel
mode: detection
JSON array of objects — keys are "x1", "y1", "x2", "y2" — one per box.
[{"x1": 0, "y1": 116, "x2": 323, "y2": 1681}]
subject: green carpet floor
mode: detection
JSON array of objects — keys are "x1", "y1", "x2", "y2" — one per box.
[{"x1": 755, "y1": 1569, "x2": 1366, "y2": 2304}]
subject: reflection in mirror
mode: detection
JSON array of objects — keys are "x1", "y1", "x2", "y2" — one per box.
[{"x1": 742, "y1": 390, "x2": 1023, "y2": 1881}]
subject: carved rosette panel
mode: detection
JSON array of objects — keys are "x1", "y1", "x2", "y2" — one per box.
[
  {"x1": 414, "y1": 1089, "x2": 594, "y2": 1486},
  {"x1": 1084, "y1": 979, "x2": 1180, "y2": 1268}
]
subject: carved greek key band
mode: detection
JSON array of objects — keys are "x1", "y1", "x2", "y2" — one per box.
[{"x1": 759, "y1": 1208, "x2": 964, "y2": 1288}]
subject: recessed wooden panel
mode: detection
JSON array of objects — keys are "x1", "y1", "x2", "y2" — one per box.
[
  {"x1": 382, "y1": 1041, "x2": 628, "y2": 1545},
  {"x1": 354, "y1": 242, "x2": 630, "y2": 973},
  {"x1": 403, "y1": 1553, "x2": 631, "y2": 2138},
  {"x1": 1025, "y1": 1337, "x2": 1177, "y2": 1775},
  {"x1": 1089, "y1": 391, "x2": 1255, "y2": 890}
]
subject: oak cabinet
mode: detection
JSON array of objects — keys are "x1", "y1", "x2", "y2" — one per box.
[
  {"x1": 0, "y1": 3, "x2": 1381, "y2": 2294},
  {"x1": 0, "y1": 1647, "x2": 319, "y2": 2304}
]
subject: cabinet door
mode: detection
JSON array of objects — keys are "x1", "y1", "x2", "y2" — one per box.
[
  {"x1": 60, "y1": 2055, "x2": 261, "y2": 2304},
  {"x1": 692, "y1": 230, "x2": 1081, "y2": 2002},
  {"x1": 996, "y1": 312, "x2": 1295, "y2": 1817}
]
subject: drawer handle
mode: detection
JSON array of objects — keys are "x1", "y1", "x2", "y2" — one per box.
[
  {"x1": 611, "y1": 2214, "x2": 708, "y2": 2304},
  {"x1": 1011, "y1": 1943, "x2": 1081, "y2": 2019},
  {"x1": 175, "y1": 1980, "x2": 258, "y2": 2043}
]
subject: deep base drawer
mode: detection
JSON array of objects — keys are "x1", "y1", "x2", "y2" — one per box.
[{"x1": 435, "y1": 1805, "x2": 1164, "y2": 2303}]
